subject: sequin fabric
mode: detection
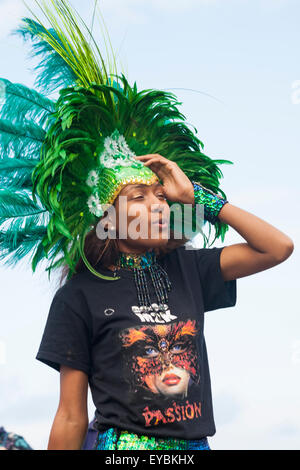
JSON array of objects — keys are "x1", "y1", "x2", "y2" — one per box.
[
  {"x1": 192, "y1": 180, "x2": 228, "y2": 224},
  {"x1": 0, "y1": 426, "x2": 33, "y2": 450},
  {"x1": 93, "y1": 427, "x2": 211, "y2": 450}
]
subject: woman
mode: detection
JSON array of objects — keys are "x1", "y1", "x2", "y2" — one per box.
[
  {"x1": 0, "y1": 0, "x2": 294, "y2": 450},
  {"x1": 36, "y1": 152, "x2": 293, "y2": 450}
]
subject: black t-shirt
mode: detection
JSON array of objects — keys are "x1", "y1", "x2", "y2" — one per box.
[{"x1": 36, "y1": 244, "x2": 237, "y2": 440}]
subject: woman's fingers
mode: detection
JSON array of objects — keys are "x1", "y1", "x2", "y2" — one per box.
[
  {"x1": 135, "y1": 154, "x2": 175, "y2": 171},
  {"x1": 134, "y1": 154, "x2": 167, "y2": 162},
  {"x1": 142, "y1": 158, "x2": 156, "y2": 166},
  {"x1": 133, "y1": 154, "x2": 193, "y2": 204},
  {"x1": 135, "y1": 154, "x2": 171, "y2": 177}
]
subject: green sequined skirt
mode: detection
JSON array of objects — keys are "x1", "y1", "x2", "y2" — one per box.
[{"x1": 93, "y1": 427, "x2": 211, "y2": 450}]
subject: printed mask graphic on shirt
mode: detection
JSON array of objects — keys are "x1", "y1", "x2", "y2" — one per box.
[
  {"x1": 118, "y1": 319, "x2": 202, "y2": 427},
  {"x1": 131, "y1": 303, "x2": 177, "y2": 324},
  {"x1": 119, "y1": 319, "x2": 199, "y2": 397}
]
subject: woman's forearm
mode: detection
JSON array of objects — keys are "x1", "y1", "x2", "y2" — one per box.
[
  {"x1": 217, "y1": 203, "x2": 294, "y2": 260},
  {"x1": 47, "y1": 412, "x2": 89, "y2": 450}
]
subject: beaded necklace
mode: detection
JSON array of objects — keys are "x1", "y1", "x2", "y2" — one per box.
[{"x1": 112, "y1": 249, "x2": 172, "y2": 310}]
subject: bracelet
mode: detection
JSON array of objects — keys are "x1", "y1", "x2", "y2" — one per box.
[{"x1": 192, "y1": 180, "x2": 228, "y2": 225}]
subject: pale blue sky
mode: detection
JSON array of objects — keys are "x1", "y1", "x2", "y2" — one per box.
[{"x1": 0, "y1": 0, "x2": 299, "y2": 450}]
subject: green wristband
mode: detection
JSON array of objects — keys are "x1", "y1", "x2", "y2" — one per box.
[{"x1": 192, "y1": 180, "x2": 228, "y2": 224}]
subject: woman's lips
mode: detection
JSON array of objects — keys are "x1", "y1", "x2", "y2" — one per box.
[
  {"x1": 152, "y1": 220, "x2": 168, "y2": 229},
  {"x1": 162, "y1": 374, "x2": 181, "y2": 386}
]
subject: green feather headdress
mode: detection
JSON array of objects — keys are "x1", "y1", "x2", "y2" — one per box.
[{"x1": 0, "y1": 0, "x2": 233, "y2": 281}]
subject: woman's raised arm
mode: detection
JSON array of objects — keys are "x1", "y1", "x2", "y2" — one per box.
[{"x1": 217, "y1": 203, "x2": 294, "y2": 281}]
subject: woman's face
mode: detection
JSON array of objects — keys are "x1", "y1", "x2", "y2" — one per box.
[
  {"x1": 113, "y1": 182, "x2": 171, "y2": 251},
  {"x1": 144, "y1": 363, "x2": 190, "y2": 397}
]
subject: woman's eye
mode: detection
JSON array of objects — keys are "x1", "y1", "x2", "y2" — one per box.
[
  {"x1": 170, "y1": 342, "x2": 186, "y2": 354},
  {"x1": 132, "y1": 194, "x2": 165, "y2": 200},
  {"x1": 144, "y1": 347, "x2": 159, "y2": 357}
]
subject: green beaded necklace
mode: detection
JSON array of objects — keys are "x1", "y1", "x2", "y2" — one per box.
[
  {"x1": 116, "y1": 250, "x2": 157, "y2": 270},
  {"x1": 112, "y1": 249, "x2": 172, "y2": 310}
]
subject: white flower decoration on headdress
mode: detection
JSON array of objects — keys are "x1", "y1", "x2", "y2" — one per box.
[
  {"x1": 87, "y1": 193, "x2": 104, "y2": 217},
  {"x1": 86, "y1": 170, "x2": 99, "y2": 187},
  {"x1": 104, "y1": 136, "x2": 119, "y2": 156},
  {"x1": 99, "y1": 129, "x2": 144, "y2": 169},
  {"x1": 118, "y1": 134, "x2": 136, "y2": 157}
]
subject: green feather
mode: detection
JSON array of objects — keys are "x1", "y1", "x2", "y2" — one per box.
[
  {"x1": 31, "y1": 239, "x2": 47, "y2": 272},
  {"x1": 0, "y1": 189, "x2": 47, "y2": 223},
  {"x1": 15, "y1": 0, "x2": 123, "y2": 94},
  {"x1": 0, "y1": 119, "x2": 45, "y2": 160},
  {"x1": 0, "y1": 159, "x2": 37, "y2": 189},
  {"x1": 0, "y1": 78, "x2": 55, "y2": 128},
  {"x1": 12, "y1": 17, "x2": 78, "y2": 95},
  {"x1": 0, "y1": 224, "x2": 47, "y2": 268}
]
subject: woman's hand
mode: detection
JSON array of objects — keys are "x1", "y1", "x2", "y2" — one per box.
[{"x1": 134, "y1": 154, "x2": 194, "y2": 205}]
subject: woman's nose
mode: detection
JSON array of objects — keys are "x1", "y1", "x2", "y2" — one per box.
[
  {"x1": 149, "y1": 193, "x2": 164, "y2": 207},
  {"x1": 151, "y1": 203, "x2": 164, "y2": 217}
]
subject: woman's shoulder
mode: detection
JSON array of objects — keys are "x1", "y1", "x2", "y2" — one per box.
[
  {"x1": 51, "y1": 270, "x2": 91, "y2": 311},
  {"x1": 157, "y1": 242, "x2": 198, "y2": 272},
  {"x1": 167, "y1": 242, "x2": 221, "y2": 257},
  {"x1": 160, "y1": 242, "x2": 203, "y2": 260},
  {"x1": 160, "y1": 242, "x2": 223, "y2": 273}
]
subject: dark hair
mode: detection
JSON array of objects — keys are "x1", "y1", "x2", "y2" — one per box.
[{"x1": 58, "y1": 225, "x2": 189, "y2": 289}]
